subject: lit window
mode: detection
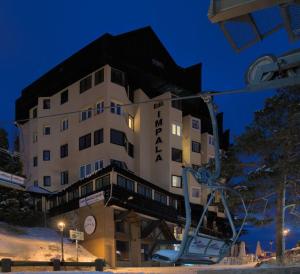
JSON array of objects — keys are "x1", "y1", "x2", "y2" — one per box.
[
  {"x1": 128, "y1": 115, "x2": 134, "y2": 130},
  {"x1": 96, "y1": 101, "x2": 104, "y2": 114},
  {"x1": 192, "y1": 119, "x2": 200, "y2": 130},
  {"x1": 43, "y1": 126, "x2": 51, "y2": 135},
  {"x1": 192, "y1": 187, "x2": 201, "y2": 198},
  {"x1": 80, "y1": 108, "x2": 92, "y2": 121},
  {"x1": 172, "y1": 124, "x2": 181, "y2": 136},
  {"x1": 61, "y1": 119, "x2": 68, "y2": 131},
  {"x1": 171, "y1": 175, "x2": 182, "y2": 188}
]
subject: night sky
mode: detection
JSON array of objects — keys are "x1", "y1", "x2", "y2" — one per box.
[{"x1": 0, "y1": 0, "x2": 299, "y2": 252}]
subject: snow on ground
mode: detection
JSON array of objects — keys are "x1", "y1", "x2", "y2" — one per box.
[
  {"x1": 107, "y1": 263, "x2": 257, "y2": 274},
  {"x1": 0, "y1": 222, "x2": 96, "y2": 262}
]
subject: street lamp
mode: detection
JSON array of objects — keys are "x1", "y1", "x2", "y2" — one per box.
[
  {"x1": 283, "y1": 228, "x2": 290, "y2": 255},
  {"x1": 57, "y1": 221, "x2": 65, "y2": 262}
]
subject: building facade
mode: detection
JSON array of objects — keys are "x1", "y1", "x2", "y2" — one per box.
[{"x1": 16, "y1": 27, "x2": 230, "y2": 266}]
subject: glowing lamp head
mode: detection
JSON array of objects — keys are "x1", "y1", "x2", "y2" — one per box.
[
  {"x1": 57, "y1": 221, "x2": 65, "y2": 231},
  {"x1": 283, "y1": 228, "x2": 290, "y2": 236}
]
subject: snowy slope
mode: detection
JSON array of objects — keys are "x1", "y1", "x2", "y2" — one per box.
[{"x1": 0, "y1": 222, "x2": 96, "y2": 262}]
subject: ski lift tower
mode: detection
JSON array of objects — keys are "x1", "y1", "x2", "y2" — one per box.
[{"x1": 208, "y1": 0, "x2": 300, "y2": 52}]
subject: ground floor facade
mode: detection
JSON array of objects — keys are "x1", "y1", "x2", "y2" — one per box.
[{"x1": 47, "y1": 165, "x2": 229, "y2": 267}]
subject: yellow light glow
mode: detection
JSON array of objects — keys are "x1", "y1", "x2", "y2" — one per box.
[
  {"x1": 283, "y1": 228, "x2": 290, "y2": 236},
  {"x1": 57, "y1": 221, "x2": 65, "y2": 231}
]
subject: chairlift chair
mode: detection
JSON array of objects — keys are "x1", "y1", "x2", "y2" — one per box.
[
  {"x1": 152, "y1": 96, "x2": 248, "y2": 265},
  {"x1": 208, "y1": 0, "x2": 300, "y2": 52}
]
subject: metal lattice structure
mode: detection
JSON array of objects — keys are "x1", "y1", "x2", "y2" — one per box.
[{"x1": 208, "y1": 0, "x2": 300, "y2": 52}]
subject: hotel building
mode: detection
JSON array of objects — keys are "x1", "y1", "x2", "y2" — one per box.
[{"x1": 16, "y1": 27, "x2": 230, "y2": 267}]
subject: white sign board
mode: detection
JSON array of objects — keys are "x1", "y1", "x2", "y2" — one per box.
[
  {"x1": 79, "y1": 191, "x2": 104, "y2": 208},
  {"x1": 69, "y1": 230, "x2": 84, "y2": 241}
]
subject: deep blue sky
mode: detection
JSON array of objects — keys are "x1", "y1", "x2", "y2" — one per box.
[{"x1": 0, "y1": 0, "x2": 299, "y2": 252}]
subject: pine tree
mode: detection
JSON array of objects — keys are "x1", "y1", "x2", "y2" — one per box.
[{"x1": 231, "y1": 89, "x2": 300, "y2": 264}]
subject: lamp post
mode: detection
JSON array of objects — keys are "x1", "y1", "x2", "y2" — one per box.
[
  {"x1": 269, "y1": 240, "x2": 273, "y2": 253},
  {"x1": 283, "y1": 228, "x2": 290, "y2": 254},
  {"x1": 57, "y1": 221, "x2": 65, "y2": 262}
]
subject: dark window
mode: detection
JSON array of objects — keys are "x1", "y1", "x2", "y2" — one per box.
[
  {"x1": 192, "y1": 164, "x2": 201, "y2": 171},
  {"x1": 68, "y1": 188, "x2": 79, "y2": 201},
  {"x1": 94, "y1": 160, "x2": 103, "y2": 171},
  {"x1": 79, "y1": 133, "x2": 91, "y2": 150},
  {"x1": 43, "y1": 150, "x2": 50, "y2": 161},
  {"x1": 128, "y1": 143, "x2": 134, "y2": 158},
  {"x1": 169, "y1": 197, "x2": 178, "y2": 208},
  {"x1": 96, "y1": 101, "x2": 104, "y2": 114},
  {"x1": 171, "y1": 95, "x2": 182, "y2": 110},
  {"x1": 94, "y1": 129, "x2": 104, "y2": 145},
  {"x1": 81, "y1": 181, "x2": 93, "y2": 196},
  {"x1": 110, "y1": 159, "x2": 128, "y2": 170},
  {"x1": 43, "y1": 176, "x2": 51, "y2": 187},
  {"x1": 192, "y1": 119, "x2": 200, "y2": 130},
  {"x1": 154, "y1": 191, "x2": 167, "y2": 204},
  {"x1": 80, "y1": 108, "x2": 92, "y2": 121},
  {"x1": 117, "y1": 175, "x2": 134, "y2": 192},
  {"x1": 61, "y1": 119, "x2": 68, "y2": 131},
  {"x1": 110, "y1": 102, "x2": 122, "y2": 115},
  {"x1": 33, "y1": 180, "x2": 38, "y2": 187},
  {"x1": 171, "y1": 175, "x2": 182, "y2": 188},
  {"x1": 95, "y1": 69, "x2": 104, "y2": 85},
  {"x1": 95, "y1": 175, "x2": 110, "y2": 190},
  {"x1": 115, "y1": 221, "x2": 125, "y2": 233},
  {"x1": 60, "y1": 171, "x2": 68, "y2": 185},
  {"x1": 33, "y1": 156, "x2": 38, "y2": 167},
  {"x1": 141, "y1": 244, "x2": 150, "y2": 261},
  {"x1": 58, "y1": 194, "x2": 66, "y2": 205},
  {"x1": 111, "y1": 68, "x2": 125, "y2": 86},
  {"x1": 60, "y1": 144, "x2": 68, "y2": 158},
  {"x1": 43, "y1": 126, "x2": 51, "y2": 135},
  {"x1": 192, "y1": 141, "x2": 201, "y2": 153},
  {"x1": 116, "y1": 240, "x2": 129, "y2": 261},
  {"x1": 43, "y1": 99, "x2": 50, "y2": 109},
  {"x1": 137, "y1": 184, "x2": 152, "y2": 198},
  {"x1": 171, "y1": 148, "x2": 182, "y2": 162},
  {"x1": 32, "y1": 108, "x2": 37, "y2": 118},
  {"x1": 60, "y1": 90, "x2": 68, "y2": 104},
  {"x1": 79, "y1": 75, "x2": 92, "y2": 93},
  {"x1": 110, "y1": 129, "x2": 125, "y2": 146}
]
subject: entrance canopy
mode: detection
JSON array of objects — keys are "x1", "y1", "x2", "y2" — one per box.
[{"x1": 208, "y1": 0, "x2": 300, "y2": 51}]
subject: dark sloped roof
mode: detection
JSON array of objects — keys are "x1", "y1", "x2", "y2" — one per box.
[{"x1": 15, "y1": 26, "x2": 202, "y2": 122}]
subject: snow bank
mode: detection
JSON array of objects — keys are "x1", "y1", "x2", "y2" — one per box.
[{"x1": 0, "y1": 222, "x2": 96, "y2": 262}]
